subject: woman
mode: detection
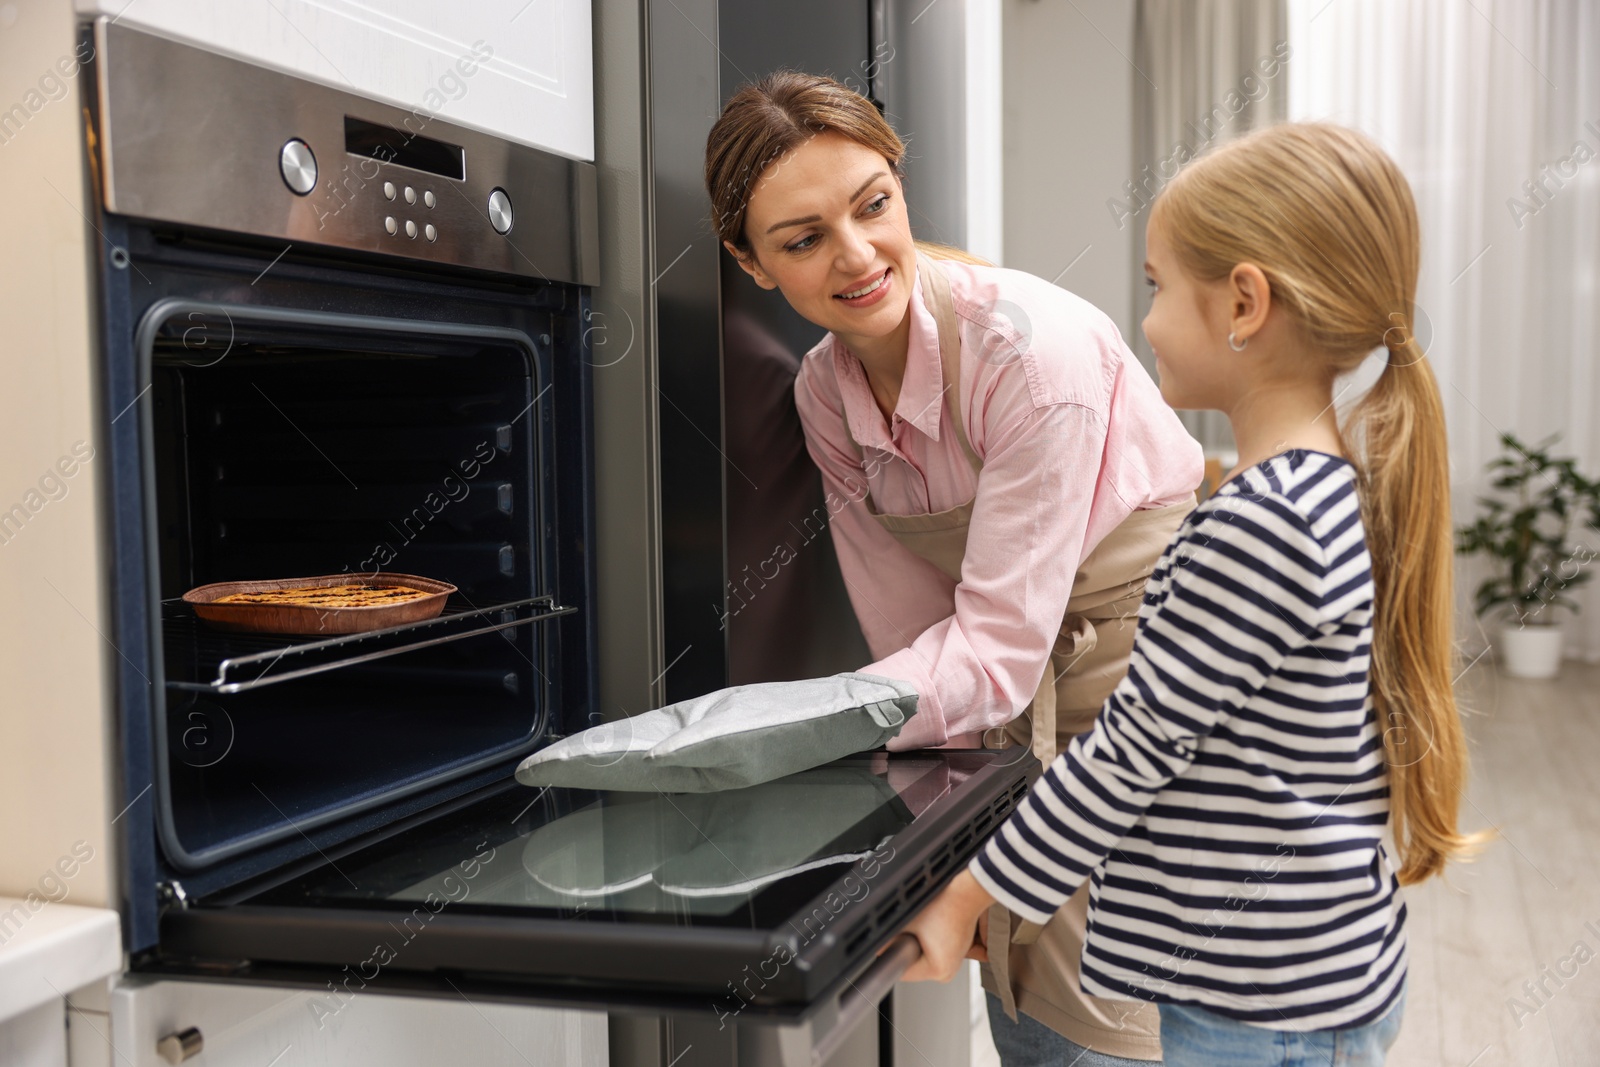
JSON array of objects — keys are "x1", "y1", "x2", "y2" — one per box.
[{"x1": 705, "y1": 73, "x2": 1204, "y2": 1066}]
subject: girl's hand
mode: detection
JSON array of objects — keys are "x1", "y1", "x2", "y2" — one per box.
[{"x1": 898, "y1": 869, "x2": 997, "y2": 982}]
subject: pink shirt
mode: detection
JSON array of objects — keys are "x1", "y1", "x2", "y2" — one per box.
[{"x1": 794, "y1": 261, "x2": 1203, "y2": 751}]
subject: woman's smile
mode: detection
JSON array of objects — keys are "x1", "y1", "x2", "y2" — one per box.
[{"x1": 835, "y1": 266, "x2": 893, "y2": 308}]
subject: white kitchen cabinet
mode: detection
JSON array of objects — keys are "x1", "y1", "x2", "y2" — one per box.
[
  {"x1": 72, "y1": 0, "x2": 594, "y2": 159},
  {"x1": 1, "y1": 1001, "x2": 67, "y2": 1067},
  {"x1": 0, "y1": 898, "x2": 121, "y2": 1067},
  {"x1": 91, "y1": 978, "x2": 606, "y2": 1067}
]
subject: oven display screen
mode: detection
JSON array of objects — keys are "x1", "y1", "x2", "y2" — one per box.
[{"x1": 344, "y1": 115, "x2": 466, "y2": 181}]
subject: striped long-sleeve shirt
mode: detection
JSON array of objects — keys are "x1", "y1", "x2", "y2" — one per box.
[{"x1": 969, "y1": 450, "x2": 1406, "y2": 1031}]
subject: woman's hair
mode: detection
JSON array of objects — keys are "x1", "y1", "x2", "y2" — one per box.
[
  {"x1": 704, "y1": 70, "x2": 991, "y2": 266},
  {"x1": 1153, "y1": 122, "x2": 1482, "y2": 884}
]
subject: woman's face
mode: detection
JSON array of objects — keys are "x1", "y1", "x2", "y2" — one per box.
[{"x1": 727, "y1": 131, "x2": 918, "y2": 346}]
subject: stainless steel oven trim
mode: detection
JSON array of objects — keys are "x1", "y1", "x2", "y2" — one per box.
[
  {"x1": 93, "y1": 19, "x2": 600, "y2": 286},
  {"x1": 799, "y1": 933, "x2": 921, "y2": 1067},
  {"x1": 133, "y1": 297, "x2": 557, "y2": 872}
]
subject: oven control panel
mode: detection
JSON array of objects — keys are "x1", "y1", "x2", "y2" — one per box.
[{"x1": 95, "y1": 19, "x2": 596, "y2": 285}]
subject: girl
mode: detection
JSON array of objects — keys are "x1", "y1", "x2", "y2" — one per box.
[
  {"x1": 704, "y1": 72, "x2": 1204, "y2": 1064},
  {"x1": 901, "y1": 122, "x2": 1482, "y2": 1066}
]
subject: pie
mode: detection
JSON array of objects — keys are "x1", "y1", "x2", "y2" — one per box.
[{"x1": 214, "y1": 584, "x2": 433, "y2": 608}]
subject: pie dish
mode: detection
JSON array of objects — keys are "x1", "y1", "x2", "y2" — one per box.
[{"x1": 183, "y1": 573, "x2": 457, "y2": 635}]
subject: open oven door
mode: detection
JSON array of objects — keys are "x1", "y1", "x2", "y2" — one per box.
[{"x1": 149, "y1": 750, "x2": 1035, "y2": 1058}]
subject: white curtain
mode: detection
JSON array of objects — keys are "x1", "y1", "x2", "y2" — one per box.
[
  {"x1": 1288, "y1": 0, "x2": 1600, "y2": 662},
  {"x1": 1132, "y1": 0, "x2": 1290, "y2": 454}
]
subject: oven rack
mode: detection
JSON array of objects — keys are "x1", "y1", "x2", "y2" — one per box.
[{"x1": 162, "y1": 595, "x2": 575, "y2": 695}]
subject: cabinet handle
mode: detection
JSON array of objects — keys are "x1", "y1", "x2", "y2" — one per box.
[{"x1": 157, "y1": 1027, "x2": 204, "y2": 1064}]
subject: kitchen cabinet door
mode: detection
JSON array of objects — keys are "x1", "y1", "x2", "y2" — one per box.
[
  {"x1": 73, "y1": 0, "x2": 594, "y2": 159},
  {"x1": 106, "y1": 978, "x2": 607, "y2": 1066}
]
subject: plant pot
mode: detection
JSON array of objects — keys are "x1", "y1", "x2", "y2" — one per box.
[{"x1": 1497, "y1": 623, "x2": 1565, "y2": 680}]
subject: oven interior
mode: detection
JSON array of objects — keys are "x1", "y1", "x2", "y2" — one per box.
[{"x1": 145, "y1": 312, "x2": 573, "y2": 870}]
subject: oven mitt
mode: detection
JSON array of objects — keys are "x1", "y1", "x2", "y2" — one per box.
[{"x1": 513, "y1": 672, "x2": 918, "y2": 793}]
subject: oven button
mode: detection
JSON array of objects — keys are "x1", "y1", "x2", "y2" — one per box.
[
  {"x1": 384, "y1": 216, "x2": 397, "y2": 235},
  {"x1": 278, "y1": 139, "x2": 317, "y2": 195},
  {"x1": 424, "y1": 223, "x2": 437, "y2": 242},
  {"x1": 404, "y1": 185, "x2": 416, "y2": 205},
  {"x1": 487, "y1": 188, "x2": 513, "y2": 234},
  {"x1": 424, "y1": 190, "x2": 436, "y2": 209},
  {"x1": 383, "y1": 181, "x2": 396, "y2": 200},
  {"x1": 405, "y1": 219, "x2": 417, "y2": 239}
]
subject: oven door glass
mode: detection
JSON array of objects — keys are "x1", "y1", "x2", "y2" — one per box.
[{"x1": 156, "y1": 750, "x2": 1031, "y2": 1015}]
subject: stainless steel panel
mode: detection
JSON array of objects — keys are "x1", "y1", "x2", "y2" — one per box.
[
  {"x1": 589, "y1": 0, "x2": 666, "y2": 717},
  {"x1": 876, "y1": 0, "x2": 968, "y2": 248},
  {"x1": 651, "y1": 0, "x2": 731, "y2": 703},
  {"x1": 93, "y1": 19, "x2": 599, "y2": 286},
  {"x1": 714, "y1": 0, "x2": 877, "y2": 684}
]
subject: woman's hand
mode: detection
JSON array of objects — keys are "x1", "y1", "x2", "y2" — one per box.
[{"x1": 899, "y1": 869, "x2": 997, "y2": 982}]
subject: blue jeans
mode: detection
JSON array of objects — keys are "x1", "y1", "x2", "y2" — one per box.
[
  {"x1": 1155, "y1": 989, "x2": 1405, "y2": 1067},
  {"x1": 984, "y1": 992, "x2": 1161, "y2": 1067}
]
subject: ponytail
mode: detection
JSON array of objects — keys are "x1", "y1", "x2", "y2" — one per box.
[
  {"x1": 1154, "y1": 122, "x2": 1488, "y2": 883},
  {"x1": 1349, "y1": 336, "x2": 1484, "y2": 883}
]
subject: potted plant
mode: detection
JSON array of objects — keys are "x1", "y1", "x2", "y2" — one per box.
[{"x1": 1456, "y1": 432, "x2": 1600, "y2": 679}]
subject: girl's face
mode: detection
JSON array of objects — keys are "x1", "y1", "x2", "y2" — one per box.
[
  {"x1": 1141, "y1": 215, "x2": 1235, "y2": 411},
  {"x1": 727, "y1": 132, "x2": 918, "y2": 346}
]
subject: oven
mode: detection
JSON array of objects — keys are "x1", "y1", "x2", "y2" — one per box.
[
  {"x1": 90, "y1": 19, "x2": 601, "y2": 957},
  {"x1": 80, "y1": 18, "x2": 1037, "y2": 1065}
]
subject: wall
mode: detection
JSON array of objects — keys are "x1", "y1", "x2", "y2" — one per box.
[{"x1": 0, "y1": 4, "x2": 115, "y2": 911}]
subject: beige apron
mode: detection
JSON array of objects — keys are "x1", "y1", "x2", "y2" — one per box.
[{"x1": 854, "y1": 252, "x2": 1190, "y2": 1059}]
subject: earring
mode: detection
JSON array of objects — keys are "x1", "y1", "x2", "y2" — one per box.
[{"x1": 1228, "y1": 332, "x2": 1248, "y2": 351}]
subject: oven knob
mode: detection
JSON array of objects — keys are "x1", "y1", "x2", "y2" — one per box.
[
  {"x1": 487, "y1": 188, "x2": 514, "y2": 234},
  {"x1": 278, "y1": 139, "x2": 317, "y2": 195}
]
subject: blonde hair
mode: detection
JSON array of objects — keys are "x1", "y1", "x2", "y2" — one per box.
[
  {"x1": 1153, "y1": 122, "x2": 1482, "y2": 884},
  {"x1": 704, "y1": 71, "x2": 990, "y2": 266}
]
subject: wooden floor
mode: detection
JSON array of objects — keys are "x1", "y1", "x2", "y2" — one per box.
[
  {"x1": 1388, "y1": 659, "x2": 1600, "y2": 1067},
  {"x1": 965, "y1": 660, "x2": 1600, "y2": 1066}
]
